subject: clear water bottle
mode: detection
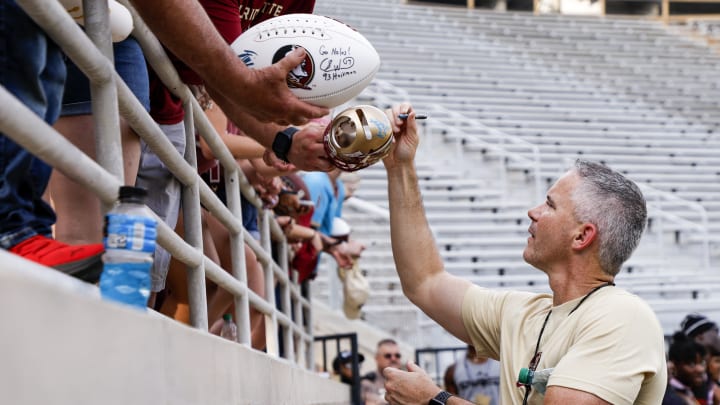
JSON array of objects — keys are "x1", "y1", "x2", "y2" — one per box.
[
  {"x1": 517, "y1": 367, "x2": 554, "y2": 394},
  {"x1": 220, "y1": 313, "x2": 238, "y2": 342},
  {"x1": 99, "y1": 186, "x2": 157, "y2": 309}
]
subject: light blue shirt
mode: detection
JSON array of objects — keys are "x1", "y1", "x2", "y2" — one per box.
[{"x1": 302, "y1": 172, "x2": 345, "y2": 236}]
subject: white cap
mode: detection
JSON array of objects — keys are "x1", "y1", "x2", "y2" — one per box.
[{"x1": 330, "y1": 217, "x2": 351, "y2": 238}]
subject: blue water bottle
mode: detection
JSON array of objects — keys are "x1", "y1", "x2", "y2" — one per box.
[{"x1": 99, "y1": 186, "x2": 157, "y2": 308}]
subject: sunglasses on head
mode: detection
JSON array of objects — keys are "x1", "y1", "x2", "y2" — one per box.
[{"x1": 383, "y1": 353, "x2": 401, "y2": 360}]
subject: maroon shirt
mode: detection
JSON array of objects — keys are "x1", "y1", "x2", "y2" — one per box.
[{"x1": 149, "y1": 0, "x2": 316, "y2": 124}]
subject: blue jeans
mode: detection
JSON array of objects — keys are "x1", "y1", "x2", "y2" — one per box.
[
  {"x1": 0, "y1": 0, "x2": 65, "y2": 248},
  {"x1": 62, "y1": 36, "x2": 150, "y2": 115}
]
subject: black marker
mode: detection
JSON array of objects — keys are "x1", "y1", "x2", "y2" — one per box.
[{"x1": 398, "y1": 113, "x2": 428, "y2": 120}]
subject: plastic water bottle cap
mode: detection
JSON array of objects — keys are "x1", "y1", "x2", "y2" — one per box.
[
  {"x1": 118, "y1": 186, "x2": 148, "y2": 203},
  {"x1": 223, "y1": 313, "x2": 233, "y2": 322},
  {"x1": 517, "y1": 367, "x2": 532, "y2": 385}
]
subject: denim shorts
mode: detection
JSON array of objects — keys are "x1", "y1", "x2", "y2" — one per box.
[
  {"x1": 134, "y1": 122, "x2": 186, "y2": 292},
  {"x1": 61, "y1": 35, "x2": 149, "y2": 116}
]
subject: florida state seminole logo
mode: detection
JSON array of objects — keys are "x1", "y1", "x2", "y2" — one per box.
[{"x1": 272, "y1": 45, "x2": 314, "y2": 90}]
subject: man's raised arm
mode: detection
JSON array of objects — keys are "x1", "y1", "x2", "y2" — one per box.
[{"x1": 383, "y1": 104, "x2": 472, "y2": 343}]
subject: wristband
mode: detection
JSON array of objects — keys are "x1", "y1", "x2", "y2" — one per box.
[
  {"x1": 272, "y1": 127, "x2": 299, "y2": 163},
  {"x1": 326, "y1": 239, "x2": 344, "y2": 247},
  {"x1": 429, "y1": 391, "x2": 453, "y2": 405}
]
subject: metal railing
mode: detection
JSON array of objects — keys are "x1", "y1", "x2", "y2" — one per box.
[
  {"x1": 640, "y1": 183, "x2": 711, "y2": 271},
  {"x1": 415, "y1": 346, "x2": 468, "y2": 388},
  {"x1": 7, "y1": 0, "x2": 313, "y2": 369},
  {"x1": 315, "y1": 333, "x2": 363, "y2": 405},
  {"x1": 424, "y1": 104, "x2": 543, "y2": 204}
]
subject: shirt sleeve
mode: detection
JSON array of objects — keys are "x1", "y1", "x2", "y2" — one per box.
[{"x1": 461, "y1": 285, "x2": 518, "y2": 359}]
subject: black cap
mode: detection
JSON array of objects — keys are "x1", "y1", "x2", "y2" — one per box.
[
  {"x1": 332, "y1": 350, "x2": 365, "y2": 373},
  {"x1": 118, "y1": 186, "x2": 148, "y2": 203},
  {"x1": 681, "y1": 313, "x2": 718, "y2": 338}
]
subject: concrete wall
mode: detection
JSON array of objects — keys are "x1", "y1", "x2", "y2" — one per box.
[{"x1": 0, "y1": 252, "x2": 349, "y2": 405}]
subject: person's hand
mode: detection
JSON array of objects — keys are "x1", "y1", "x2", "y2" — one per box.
[
  {"x1": 228, "y1": 47, "x2": 329, "y2": 126},
  {"x1": 383, "y1": 362, "x2": 441, "y2": 405},
  {"x1": 286, "y1": 121, "x2": 335, "y2": 172},
  {"x1": 383, "y1": 103, "x2": 420, "y2": 171},
  {"x1": 276, "y1": 216, "x2": 299, "y2": 239},
  {"x1": 265, "y1": 176, "x2": 283, "y2": 197},
  {"x1": 256, "y1": 176, "x2": 282, "y2": 208},
  {"x1": 262, "y1": 150, "x2": 297, "y2": 173},
  {"x1": 328, "y1": 239, "x2": 365, "y2": 269},
  {"x1": 254, "y1": 155, "x2": 296, "y2": 177},
  {"x1": 275, "y1": 215, "x2": 293, "y2": 228},
  {"x1": 343, "y1": 239, "x2": 365, "y2": 260},
  {"x1": 327, "y1": 242, "x2": 353, "y2": 269}
]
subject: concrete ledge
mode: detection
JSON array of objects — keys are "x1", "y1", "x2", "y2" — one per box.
[{"x1": 0, "y1": 251, "x2": 349, "y2": 405}]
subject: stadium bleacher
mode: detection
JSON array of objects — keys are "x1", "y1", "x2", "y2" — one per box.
[{"x1": 313, "y1": 0, "x2": 720, "y2": 346}]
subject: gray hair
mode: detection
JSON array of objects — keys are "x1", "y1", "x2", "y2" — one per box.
[{"x1": 570, "y1": 160, "x2": 647, "y2": 276}]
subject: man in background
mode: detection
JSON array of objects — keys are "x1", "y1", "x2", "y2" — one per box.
[
  {"x1": 333, "y1": 350, "x2": 365, "y2": 385},
  {"x1": 362, "y1": 339, "x2": 404, "y2": 405},
  {"x1": 444, "y1": 345, "x2": 500, "y2": 405}
]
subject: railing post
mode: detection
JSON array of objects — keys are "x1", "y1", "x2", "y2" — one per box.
[
  {"x1": 303, "y1": 281, "x2": 314, "y2": 370},
  {"x1": 260, "y1": 209, "x2": 279, "y2": 357},
  {"x1": 223, "y1": 166, "x2": 252, "y2": 346},
  {"x1": 181, "y1": 103, "x2": 209, "y2": 331},
  {"x1": 314, "y1": 333, "x2": 363, "y2": 404},
  {"x1": 278, "y1": 238, "x2": 296, "y2": 362},
  {"x1": 83, "y1": 0, "x2": 125, "y2": 193},
  {"x1": 350, "y1": 333, "x2": 362, "y2": 405}
]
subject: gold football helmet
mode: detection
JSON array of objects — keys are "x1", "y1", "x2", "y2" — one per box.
[{"x1": 323, "y1": 105, "x2": 394, "y2": 172}]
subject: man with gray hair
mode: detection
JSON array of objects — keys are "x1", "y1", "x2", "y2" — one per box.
[{"x1": 378, "y1": 104, "x2": 667, "y2": 405}]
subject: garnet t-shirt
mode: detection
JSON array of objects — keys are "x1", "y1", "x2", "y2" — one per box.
[{"x1": 149, "y1": 0, "x2": 316, "y2": 124}]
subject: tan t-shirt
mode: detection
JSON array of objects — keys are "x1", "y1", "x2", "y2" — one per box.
[{"x1": 461, "y1": 285, "x2": 667, "y2": 404}]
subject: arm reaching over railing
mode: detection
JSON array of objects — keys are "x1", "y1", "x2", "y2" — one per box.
[
  {"x1": 121, "y1": 0, "x2": 333, "y2": 172},
  {"x1": 128, "y1": 0, "x2": 328, "y2": 127}
]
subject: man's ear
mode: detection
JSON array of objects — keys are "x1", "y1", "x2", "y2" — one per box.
[{"x1": 572, "y1": 223, "x2": 597, "y2": 251}]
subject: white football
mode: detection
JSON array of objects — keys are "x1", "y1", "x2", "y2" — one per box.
[{"x1": 231, "y1": 14, "x2": 380, "y2": 108}]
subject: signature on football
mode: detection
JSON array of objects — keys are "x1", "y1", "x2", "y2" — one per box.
[{"x1": 319, "y1": 56, "x2": 355, "y2": 73}]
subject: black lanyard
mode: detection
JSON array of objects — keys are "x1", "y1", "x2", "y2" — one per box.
[{"x1": 521, "y1": 281, "x2": 615, "y2": 405}]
